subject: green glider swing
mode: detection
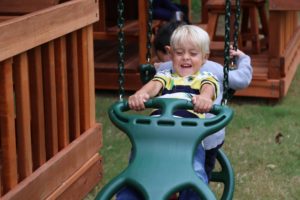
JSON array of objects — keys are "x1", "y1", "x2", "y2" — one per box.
[
  {"x1": 96, "y1": 98, "x2": 233, "y2": 200},
  {"x1": 96, "y1": 0, "x2": 239, "y2": 199}
]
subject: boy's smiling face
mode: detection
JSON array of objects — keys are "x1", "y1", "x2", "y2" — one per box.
[{"x1": 170, "y1": 40, "x2": 207, "y2": 77}]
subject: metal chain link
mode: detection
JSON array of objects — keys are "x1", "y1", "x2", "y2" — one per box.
[
  {"x1": 233, "y1": 0, "x2": 240, "y2": 52},
  {"x1": 146, "y1": 0, "x2": 153, "y2": 63},
  {"x1": 231, "y1": 0, "x2": 241, "y2": 67},
  {"x1": 222, "y1": 0, "x2": 231, "y2": 105},
  {"x1": 117, "y1": 0, "x2": 125, "y2": 100},
  {"x1": 222, "y1": 0, "x2": 240, "y2": 105}
]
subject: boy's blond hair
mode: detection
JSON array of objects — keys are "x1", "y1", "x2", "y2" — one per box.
[{"x1": 170, "y1": 25, "x2": 210, "y2": 55}]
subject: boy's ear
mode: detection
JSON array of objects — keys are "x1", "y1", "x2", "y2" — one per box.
[
  {"x1": 204, "y1": 54, "x2": 209, "y2": 61},
  {"x1": 164, "y1": 45, "x2": 171, "y2": 54}
]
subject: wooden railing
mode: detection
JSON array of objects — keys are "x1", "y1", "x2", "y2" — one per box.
[
  {"x1": 0, "y1": 0, "x2": 102, "y2": 199},
  {"x1": 268, "y1": 1, "x2": 300, "y2": 96}
]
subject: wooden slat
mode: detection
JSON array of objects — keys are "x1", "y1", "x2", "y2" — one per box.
[
  {"x1": 94, "y1": 71, "x2": 143, "y2": 91},
  {"x1": 66, "y1": 32, "x2": 81, "y2": 140},
  {"x1": 249, "y1": 6, "x2": 260, "y2": 53},
  {"x1": 206, "y1": 12, "x2": 218, "y2": 39},
  {"x1": 1, "y1": 124, "x2": 102, "y2": 200},
  {"x1": 47, "y1": 154, "x2": 102, "y2": 200},
  {"x1": 283, "y1": 12, "x2": 292, "y2": 47},
  {"x1": 54, "y1": 37, "x2": 70, "y2": 150},
  {"x1": 268, "y1": 11, "x2": 285, "y2": 79},
  {"x1": 13, "y1": 53, "x2": 33, "y2": 181},
  {"x1": 93, "y1": 40, "x2": 139, "y2": 72},
  {"x1": 282, "y1": 28, "x2": 300, "y2": 96},
  {"x1": 107, "y1": 20, "x2": 139, "y2": 33},
  {"x1": 0, "y1": 59, "x2": 18, "y2": 193},
  {"x1": 77, "y1": 28, "x2": 91, "y2": 133},
  {"x1": 0, "y1": 0, "x2": 59, "y2": 14},
  {"x1": 93, "y1": 0, "x2": 106, "y2": 32},
  {"x1": 28, "y1": 47, "x2": 47, "y2": 170},
  {"x1": 93, "y1": 32, "x2": 138, "y2": 41},
  {"x1": 138, "y1": 0, "x2": 148, "y2": 64},
  {"x1": 201, "y1": 0, "x2": 209, "y2": 23},
  {"x1": 235, "y1": 79, "x2": 281, "y2": 98},
  {"x1": 42, "y1": 41, "x2": 58, "y2": 159},
  {"x1": 94, "y1": 19, "x2": 162, "y2": 42},
  {"x1": 1, "y1": 142, "x2": 2, "y2": 195},
  {"x1": 269, "y1": 0, "x2": 300, "y2": 11},
  {"x1": 0, "y1": 0, "x2": 99, "y2": 62},
  {"x1": 282, "y1": 55, "x2": 300, "y2": 96},
  {"x1": 87, "y1": 25, "x2": 96, "y2": 125},
  {"x1": 180, "y1": 0, "x2": 192, "y2": 23},
  {"x1": 0, "y1": 16, "x2": 16, "y2": 23},
  {"x1": 284, "y1": 27, "x2": 300, "y2": 73}
]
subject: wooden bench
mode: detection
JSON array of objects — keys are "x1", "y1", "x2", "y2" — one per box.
[
  {"x1": 0, "y1": 0, "x2": 60, "y2": 14},
  {"x1": 205, "y1": 0, "x2": 269, "y2": 54},
  {"x1": 0, "y1": 0, "x2": 61, "y2": 24}
]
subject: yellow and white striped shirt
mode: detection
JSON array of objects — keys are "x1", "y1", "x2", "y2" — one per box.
[{"x1": 152, "y1": 70, "x2": 219, "y2": 118}]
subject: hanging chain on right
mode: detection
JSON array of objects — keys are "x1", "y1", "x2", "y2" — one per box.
[
  {"x1": 232, "y1": 0, "x2": 241, "y2": 69},
  {"x1": 222, "y1": 0, "x2": 240, "y2": 105}
]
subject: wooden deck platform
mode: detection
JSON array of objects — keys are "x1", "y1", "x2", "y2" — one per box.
[
  {"x1": 93, "y1": 0, "x2": 300, "y2": 100},
  {"x1": 93, "y1": 33, "x2": 300, "y2": 99},
  {"x1": 93, "y1": 44, "x2": 276, "y2": 97}
]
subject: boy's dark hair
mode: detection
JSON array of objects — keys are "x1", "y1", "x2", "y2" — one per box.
[{"x1": 154, "y1": 21, "x2": 186, "y2": 54}]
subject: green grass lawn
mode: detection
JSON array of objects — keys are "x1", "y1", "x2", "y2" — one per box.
[{"x1": 86, "y1": 66, "x2": 300, "y2": 200}]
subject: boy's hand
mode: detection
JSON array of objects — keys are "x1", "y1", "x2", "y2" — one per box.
[
  {"x1": 230, "y1": 46, "x2": 245, "y2": 57},
  {"x1": 192, "y1": 95, "x2": 213, "y2": 113},
  {"x1": 128, "y1": 93, "x2": 150, "y2": 111}
]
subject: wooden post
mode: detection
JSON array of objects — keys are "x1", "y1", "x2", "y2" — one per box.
[
  {"x1": 201, "y1": 0, "x2": 209, "y2": 23},
  {"x1": 138, "y1": 0, "x2": 148, "y2": 65},
  {"x1": 0, "y1": 59, "x2": 18, "y2": 193},
  {"x1": 13, "y1": 53, "x2": 33, "y2": 181},
  {"x1": 268, "y1": 0, "x2": 300, "y2": 79},
  {"x1": 87, "y1": 25, "x2": 96, "y2": 126},
  {"x1": 93, "y1": 0, "x2": 105, "y2": 32},
  {"x1": 54, "y1": 37, "x2": 70, "y2": 150},
  {"x1": 66, "y1": 32, "x2": 81, "y2": 141},
  {"x1": 180, "y1": 0, "x2": 192, "y2": 22},
  {"x1": 28, "y1": 47, "x2": 47, "y2": 170},
  {"x1": 42, "y1": 41, "x2": 59, "y2": 159}
]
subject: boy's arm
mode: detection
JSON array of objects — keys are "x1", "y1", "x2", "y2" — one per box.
[
  {"x1": 192, "y1": 84, "x2": 215, "y2": 114},
  {"x1": 128, "y1": 80, "x2": 162, "y2": 111},
  {"x1": 192, "y1": 71, "x2": 219, "y2": 113}
]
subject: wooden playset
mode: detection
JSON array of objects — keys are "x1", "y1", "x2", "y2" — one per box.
[
  {"x1": 1, "y1": 0, "x2": 300, "y2": 199},
  {"x1": 0, "y1": 0, "x2": 102, "y2": 199},
  {"x1": 94, "y1": 0, "x2": 300, "y2": 99}
]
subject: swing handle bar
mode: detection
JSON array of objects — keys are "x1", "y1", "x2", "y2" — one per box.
[
  {"x1": 116, "y1": 97, "x2": 230, "y2": 116},
  {"x1": 109, "y1": 98, "x2": 233, "y2": 133}
]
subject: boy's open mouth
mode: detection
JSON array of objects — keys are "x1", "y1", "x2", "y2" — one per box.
[{"x1": 181, "y1": 64, "x2": 192, "y2": 68}]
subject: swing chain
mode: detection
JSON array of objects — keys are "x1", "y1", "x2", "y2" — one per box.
[
  {"x1": 222, "y1": 0, "x2": 231, "y2": 105},
  {"x1": 146, "y1": 0, "x2": 153, "y2": 63},
  {"x1": 222, "y1": 0, "x2": 240, "y2": 105},
  {"x1": 231, "y1": 0, "x2": 241, "y2": 68},
  {"x1": 117, "y1": 0, "x2": 125, "y2": 100},
  {"x1": 233, "y1": 0, "x2": 240, "y2": 52}
]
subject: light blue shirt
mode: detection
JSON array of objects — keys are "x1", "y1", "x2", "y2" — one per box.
[{"x1": 157, "y1": 55, "x2": 253, "y2": 149}]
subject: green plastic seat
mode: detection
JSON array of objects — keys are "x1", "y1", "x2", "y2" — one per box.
[
  {"x1": 96, "y1": 98, "x2": 234, "y2": 200},
  {"x1": 211, "y1": 149, "x2": 235, "y2": 200}
]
